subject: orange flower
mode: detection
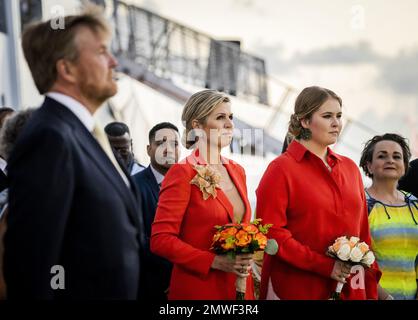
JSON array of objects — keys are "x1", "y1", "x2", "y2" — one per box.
[
  {"x1": 219, "y1": 227, "x2": 238, "y2": 240},
  {"x1": 254, "y1": 232, "x2": 267, "y2": 250},
  {"x1": 242, "y1": 223, "x2": 259, "y2": 235},
  {"x1": 235, "y1": 230, "x2": 251, "y2": 247}
]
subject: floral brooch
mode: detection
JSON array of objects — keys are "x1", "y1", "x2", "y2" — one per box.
[{"x1": 190, "y1": 165, "x2": 221, "y2": 200}]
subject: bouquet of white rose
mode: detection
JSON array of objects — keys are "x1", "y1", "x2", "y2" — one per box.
[{"x1": 326, "y1": 236, "x2": 375, "y2": 300}]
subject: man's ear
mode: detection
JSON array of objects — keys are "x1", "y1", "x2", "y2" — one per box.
[
  {"x1": 56, "y1": 59, "x2": 77, "y2": 83},
  {"x1": 146, "y1": 145, "x2": 151, "y2": 157}
]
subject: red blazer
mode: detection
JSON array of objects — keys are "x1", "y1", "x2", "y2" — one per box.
[
  {"x1": 151, "y1": 149, "x2": 254, "y2": 300},
  {"x1": 256, "y1": 141, "x2": 381, "y2": 300}
]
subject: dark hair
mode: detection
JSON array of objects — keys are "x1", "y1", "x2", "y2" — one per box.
[
  {"x1": 0, "y1": 108, "x2": 35, "y2": 160},
  {"x1": 0, "y1": 107, "x2": 15, "y2": 129},
  {"x1": 359, "y1": 133, "x2": 411, "y2": 178},
  {"x1": 149, "y1": 122, "x2": 179, "y2": 144},
  {"x1": 281, "y1": 132, "x2": 294, "y2": 153},
  {"x1": 104, "y1": 122, "x2": 130, "y2": 137},
  {"x1": 288, "y1": 86, "x2": 342, "y2": 140},
  {"x1": 21, "y1": 4, "x2": 109, "y2": 94}
]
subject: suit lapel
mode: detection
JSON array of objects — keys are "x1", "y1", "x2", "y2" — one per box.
[
  {"x1": 188, "y1": 149, "x2": 236, "y2": 223},
  {"x1": 74, "y1": 129, "x2": 140, "y2": 226},
  {"x1": 144, "y1": 166, "x2": 160, "y2": 202},
  {"x1": 44, "y1": 99, "x2": 140, "y2": 229}
]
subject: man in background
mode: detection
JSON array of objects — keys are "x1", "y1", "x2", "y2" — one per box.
[
  {"x1": 398, "y1": 158, "x2": 418, "y2": 198},
  {"x1": 105, "y1": 121, "x2": 145, "y2": 175},
  {"x1": 133, "y1": 122, "x2": 180, "y2": 300}
]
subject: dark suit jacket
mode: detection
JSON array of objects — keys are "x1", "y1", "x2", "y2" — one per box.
[
  {"x1": 132, "y1": 166, "x2": 172, "y2": 301},
  {"x1": 399, "y1": 158, "x2": 418, "y2": 198},
  {"x1": 4, "y1": 97, "x2": 145, "y2": 299}
]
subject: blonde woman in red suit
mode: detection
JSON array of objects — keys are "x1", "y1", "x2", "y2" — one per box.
[
  {"x1": 256, "y1": 86, "x2": 381, "y2": 300},
  {"x1": 151, "y1": 90, "x2": 255, "y2": 300}
]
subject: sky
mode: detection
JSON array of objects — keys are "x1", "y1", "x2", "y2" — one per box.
[{"x1": 125, "y1": 0, "x2": 418, "y2": 157}]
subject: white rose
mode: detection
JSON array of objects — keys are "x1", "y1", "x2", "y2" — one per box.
[
  {"x1": 361, "y1": 251, "x2": 375, "y2": 266},
  {"x1": 349, "y1": 236, "x2": 360, "y2": 245},
  {"x1": 337, "y1": 243, "x2": 351, "y2": 261},
  {"x1": 349, "y1": 246, "x2": 363, "y2": 262},
  {"x1": 336, "y1": 236, "x2": 349, "y2": 244}
]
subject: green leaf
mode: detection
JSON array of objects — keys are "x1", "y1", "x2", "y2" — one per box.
[
  {"x1": 252, "y1": 219, "x2": 261, "y2": 225},
  {"x1": 225, "y1": 237, "x2": 236, "y2": 245}
]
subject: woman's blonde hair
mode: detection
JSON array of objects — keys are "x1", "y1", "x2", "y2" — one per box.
[
  {"x1": 181, "y1": 89, "x2": 230, "y2": 149},
  {"x1": 288, "y1": 86, "x2": 342, "y2": 140}
]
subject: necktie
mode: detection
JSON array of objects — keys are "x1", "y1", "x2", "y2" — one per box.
[{"x1": 92, "y1": 122, "x2": 130, "y2": 187}]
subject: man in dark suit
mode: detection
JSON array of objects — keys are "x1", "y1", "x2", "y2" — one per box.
[
  {"x1": 104, "y1": 121, "x2": 146, "y2": 175},
  {"x1": 398, "y1": 158, "x2": 418, "y2": 198},
  {"x1": 4, "y1": 5, "x2": 145, "y2": 299},
  {"x1": 133, "y1": 122, "x2": 180, "y2": 301}
]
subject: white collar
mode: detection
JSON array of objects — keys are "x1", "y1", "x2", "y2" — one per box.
[
  {"x1": 46, "y1": 92, "x2": 95, "y2": 132},
  {"x1": 150, "y1": 164, "x2": 165, "y2": 185},
  {"x1": 0, "y1": 157, "x2": 7, "y2": 173}
]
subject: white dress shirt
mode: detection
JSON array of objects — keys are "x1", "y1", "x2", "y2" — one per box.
[
  {"x1": 0, "y1": 157, "x2": 7, "y2": 174},
  {"x1": 130, "y1": 162, "x2": 144, "y2": 176},
  {"x1": 46, "y1": 92, "x2": 95, "y2": 132},
  {"x1": 150, "y1": 164, "x2": 164, "y2": 186}
]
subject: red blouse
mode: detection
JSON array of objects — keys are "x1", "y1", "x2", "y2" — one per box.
[
  {"x1": 151, "y1": 149, "x2": 254, "y2": 300},
  {"x1": 256, "y1": 140, "x2": 381, "y2": 300}
]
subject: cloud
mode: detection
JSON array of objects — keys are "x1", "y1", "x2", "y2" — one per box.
[
  {"x1": 254, "y1": 41, "x2": 418, "y2": 97},
  {"x1": 291, "y1": 41, "x2": 380, "y2": 65},
  {"x1": 251, "y1": 42, "x2": 294, "y2": 74},
  {"x1": 378, "y1": 48, "x2": 418, "y2": 95},
  {"x1": 232, "y1": 0, "x2": 256, "y2": 9},
  {"x1": 251, "y1": 41, "x2": 381, "y2": 75}
]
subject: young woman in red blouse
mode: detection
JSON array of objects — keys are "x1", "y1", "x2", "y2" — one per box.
[
  {"x1": 256, "y1": 86, "x2": 381, "y2": 300},
  {"x1": 151, "y1": 90, "x2": 254, "y2": 300}
]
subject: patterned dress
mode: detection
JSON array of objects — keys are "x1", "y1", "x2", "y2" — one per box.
[{"x1": 366, "y1": 190, "x2": 418, "y2": 300}]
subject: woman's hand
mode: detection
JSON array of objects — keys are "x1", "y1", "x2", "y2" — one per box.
[
  {"x1": 330, "y1": 260, "x2": 352, "y2": 283},
  {"x1": 211, "y1": 253, "x2": 253, "y2": 277},
  {"x1": 377, "y1": 284, "x2": 394, "y2": 300}
]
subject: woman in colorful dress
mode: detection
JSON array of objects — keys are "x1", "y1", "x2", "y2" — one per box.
[
  {"x1": 151, "y1": 89, "x2": 254, "y2": 299},
  {"x1": 256, "y1": 86, "x2": 381, "y2": 300},
  {"x1": 360, "y1": 133, "x2": 418, "y2": 300}
]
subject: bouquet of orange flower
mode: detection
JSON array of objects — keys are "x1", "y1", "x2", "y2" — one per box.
[
  {"x1": 326, "y1": 236, "x2": 376, "y2": 300},
  {"x1": 210, "y1": 218, "x2": 273, "y2": 300}
]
